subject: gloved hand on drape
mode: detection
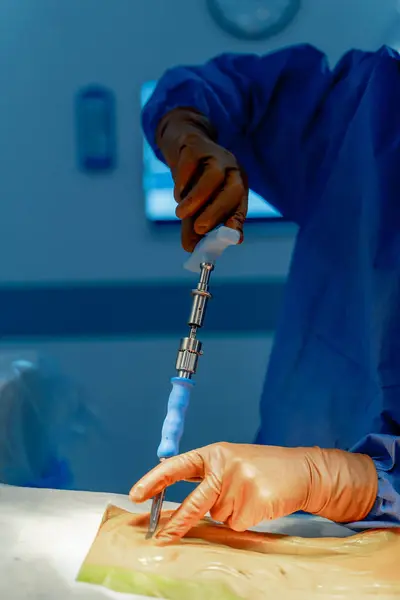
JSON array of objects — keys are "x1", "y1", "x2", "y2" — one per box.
[
  {"x1": 130, "y1": 442, "x2": 378, "y2": 543},
  {"x1": 156, "y1": 108, "x2": 248, "y2": 252}
]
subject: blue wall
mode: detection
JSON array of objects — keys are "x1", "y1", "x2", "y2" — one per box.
[{"x1": 0, "y1": 0, "x2": 397, "y2": 498}]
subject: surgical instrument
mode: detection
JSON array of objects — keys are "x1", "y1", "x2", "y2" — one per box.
[{"x1": 146, "y1": 226, "x2": 240, "y2": 539}]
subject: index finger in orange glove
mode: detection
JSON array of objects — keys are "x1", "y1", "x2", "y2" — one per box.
[{"x1": 131, "y1": 450, "x2": 205, "y2": 500}]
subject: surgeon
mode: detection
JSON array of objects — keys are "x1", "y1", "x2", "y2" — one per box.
[{"x1": 130, "y1": 44, "x2": 400, "y2": 542}]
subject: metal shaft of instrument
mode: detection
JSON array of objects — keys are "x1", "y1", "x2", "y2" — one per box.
[
  {"x1": 146, "y1": 489, "x2": 165, "y2": 539},
  {"x1": 148, "y1": 263, "x2": 214, "y2": 539},
  {"x1": 147, "y1": 455, "x2": 167, "y2": 539},
  {"x1": 176, "y1": 262, "x2": 214, "y2": 379}
]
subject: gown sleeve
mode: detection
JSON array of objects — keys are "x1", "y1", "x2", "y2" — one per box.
[{"x1": 349, "y1": 433, "x2": 400, "y2": 528}]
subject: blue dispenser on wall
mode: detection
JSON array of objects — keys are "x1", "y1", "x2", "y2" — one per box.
[{"x1": 75, "y1": 85, "x2": 117, "y2": 172}]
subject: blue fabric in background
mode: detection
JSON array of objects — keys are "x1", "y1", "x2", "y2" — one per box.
[
  {"x1": 0, "y1": 359, "x2": 95, "y2": 490},
  {"x1": 142, "y1": 44, "x2": 400, "y2": 526}
]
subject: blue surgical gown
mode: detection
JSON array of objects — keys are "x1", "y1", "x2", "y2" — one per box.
[{"x1": 142, "y1": 45, "x2": 400, "y2": 528}]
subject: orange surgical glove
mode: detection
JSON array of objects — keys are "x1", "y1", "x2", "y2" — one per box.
[
  {"x1": 130, "y1": 443, "x2": 378, "y2": 543},
  {"x1": 156, "y1": 108, "x2": 248, "y2": 252}
]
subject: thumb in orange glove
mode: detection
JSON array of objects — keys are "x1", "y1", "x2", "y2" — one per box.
[{"x1": 129, "y1": 442, "x2": 378, "y2": 544}]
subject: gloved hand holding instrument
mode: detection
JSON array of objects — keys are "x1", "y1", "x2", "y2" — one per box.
[
  {"x1": 143, "y1": 225, "x2": 241, "y2": 539},
  {"x1": 156, "y1": 108, "x2": 248, "y2": 252},
  {"x1": 131, "y1": 442, "x2": 378, "y2": 544}
]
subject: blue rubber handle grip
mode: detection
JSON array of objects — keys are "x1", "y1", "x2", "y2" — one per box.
[{"x1": 157, "y1": 377, "x2": 194, "y2": 459}]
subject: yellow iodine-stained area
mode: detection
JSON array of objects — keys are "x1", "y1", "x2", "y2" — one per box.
[{"x1": 77, "y1": 505, "x2": 400, "y2": 600}]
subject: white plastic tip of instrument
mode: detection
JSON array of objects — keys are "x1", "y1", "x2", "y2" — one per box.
[{"x1": 184, "y1": 226, "x2": 240, "y2": 273}]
